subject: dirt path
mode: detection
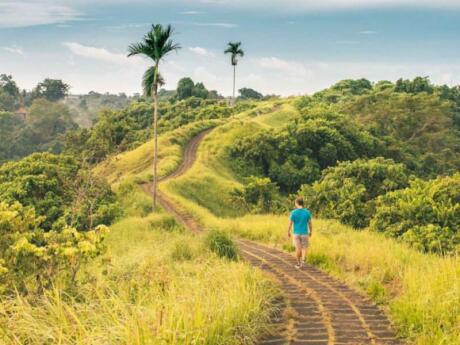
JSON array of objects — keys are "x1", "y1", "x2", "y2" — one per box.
[{"x1": 145, "y1": 130, "x2": 402, "y2": 345}]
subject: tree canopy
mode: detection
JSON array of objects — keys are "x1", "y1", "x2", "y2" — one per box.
[
  {"x1": 33, "y1": 79, "x2": 70, "y2": 102},
  {"x1": 239, "y1": 87, "x2": 263, "y2": 100}
]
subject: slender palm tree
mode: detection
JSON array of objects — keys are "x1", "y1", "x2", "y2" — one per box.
[
  {"x1": 128, "y1": 24, "x2": 180, "y2": 208},
  {"x1": 224, "y1": 42, "x2": 244, "y2": 105}
]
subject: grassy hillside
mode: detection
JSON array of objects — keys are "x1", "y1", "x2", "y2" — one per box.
[
  {"x1": 0, "y1": 170, "x2": 275, "y2": 345},
  {"x1": 94, "y1": 120, "x2": 219, "y2": 185},
  {"x1": 157, "y1": 104, "x2": 460, "y2": 345},
  {"x1": 7, "y1": 92, "x2": 456, "y2": 344}
]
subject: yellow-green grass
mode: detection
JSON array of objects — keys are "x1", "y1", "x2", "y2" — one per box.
[
  {"x1": 0, "y1": 185, "x2": 276, "y2": 345},
  {"x1": 94, "y1": 120, "x2": 219, "y2": 185},
  {"x1": 251, "y1": 101, "x2": 300, "y2": 128},
  {"x1": 159, "y1": 111, "x2": 460, "y2": 345}
]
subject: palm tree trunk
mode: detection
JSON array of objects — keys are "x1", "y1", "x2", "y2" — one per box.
[
  {"x1": 152, "y1": 64, "x2": 159, "y2": 209},
  {"x1": 232, "y1": 64, "x2": 236, "y2": 106}
]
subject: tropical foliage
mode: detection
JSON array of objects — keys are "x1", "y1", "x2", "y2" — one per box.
[
  {"x1": 300, "y1": 158, "x2": 410, "y2": 228},
  {"x1": 0, "y1": 202, "x2": 108, "y2": 294},
  {"x1": 176, "y1": 77, "x2": 219, "y2": 100},
  {"x1": 64, "y1": 97, "x2": 254, "y2": 163},
  {"x1": 230, "y1": 176, "x2": 281, "y2": 213},
  {"x1": 230, "y1": 109, "x2": 382, "y2": 192},
  {"x1": 371, "y1": 173, "x2": 460, "y2": 254},
  {"x1": 225, "y1": 41, "x2": 244, "y2": 103},
  {"x1": 0, "y1": 153, "x2": 118, "y2": 231},
  {"x1": 0, "y1": 99, "x2": 77, "y2": 163}
]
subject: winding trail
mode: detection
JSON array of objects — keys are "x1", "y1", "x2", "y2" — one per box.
[{"x1": 144, "y1": 129, "x2": 403, "y2": 345}]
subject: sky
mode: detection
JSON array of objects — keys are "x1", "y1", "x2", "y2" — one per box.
[{"x1": 1, "y1": 0, "x2": 460, "y2": 96}]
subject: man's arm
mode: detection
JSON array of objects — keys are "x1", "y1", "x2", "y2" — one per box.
[
  {"x1": 309, "y1": 219, "x2": 313, "y2": 237},
  {"x1": 287, "y1": 220, "x2": 293, "y2": 238}
]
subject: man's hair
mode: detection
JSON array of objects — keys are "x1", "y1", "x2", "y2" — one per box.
[{"x1": 295, "y1": 197, "x2": 304, "y2": 207}]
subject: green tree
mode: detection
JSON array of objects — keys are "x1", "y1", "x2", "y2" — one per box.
[
  {"x1": 230, "y1": 110, "x2": 382, "y2": 192},
  {"x1": 0, "y1": 74, "x2": 20, "y2": 98},
  {"x1": 371, "y1": 173, "x2": 460, "y2": 254},
  {"x1": 27, "y1": 98, "x2": 76, "y2": 144},
  {"x1": 340, "y1": 90, "x2": 460, "y2": 176},
  {"x1": 0, "y1": 91, "x2": 16, "y2": 112},
  {"x1": 192, "y1": 82, "x2": 209, "y2": 99},
  {"x1": 0, "y1": 74, "x2": 21, "y2": 111},
  {"x1": 35, "y1": 79, "x2": 70, "y2": 101},
  {"x1": 176, "y1": 77, "x2": 194, "y2": 100},
  {"x1": 128, "y1": 24, "x2": 181, "y2": 208},
  {"x1": 0, "y1": 153, "x2": 116, "y2": 231},
  {"x1": 224, "y1": 42, "x2": 244, "y2": 106},
  {"x1": 395, "y1": 76, "x2": 434, "y2": 94},
  {"x1": 0, "y1": 112, "x2": 26, "y2": 161},
  {"x1": 239, "y1": 87, "x2": 263, "y2": 100},
  {"x1": 230, "y1": 176, "x2": 280, "y2": 213},
  {"x1": 300, "y1": 158, "x2": 410, "y2": 228}
]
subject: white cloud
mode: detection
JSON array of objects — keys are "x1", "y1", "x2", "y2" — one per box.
[
  {"x1": 188, "y1": 46, "x2": 215, "y2": 57},
  {"x1": 0, "y1": 1, "x2": 82, "y2": 28},
  {"x1": 359, "y1": 30, "x2": 378, "y2": 35},
  {"x1": 3, "y1": 46, "x2": 24, "y2": 56},
  {"x1": 181, "y1": 10, "x2": 203, "y2": 15},
  {"x1": 63, "y1": 42, "x2": 143, "y2": 65},
  {"x1": 257, "y1": 57, "x2": 310, "y2": 77},
  {"x1": 193, "y1": 66, "x2": 218, "y2": 83},
  {"x1": 105, "y1": 23, "x2": 151, "y2": 30}
]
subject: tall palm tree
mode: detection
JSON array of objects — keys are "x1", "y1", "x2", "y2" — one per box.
[
  {"x1": 224, "y1": 42, "x2": 244, "y2": 105},
  {"x1": 128, "y1": 24, "x2": 180, "y2": 208}
]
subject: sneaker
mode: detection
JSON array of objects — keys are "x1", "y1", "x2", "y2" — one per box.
[{"x1": 295, "y1": 263, "x2": 301, "y2": 269}]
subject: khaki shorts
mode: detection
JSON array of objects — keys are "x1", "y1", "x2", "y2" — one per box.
[{"x1": 293, "y1": 234, "x2": 309, "y2": 249}]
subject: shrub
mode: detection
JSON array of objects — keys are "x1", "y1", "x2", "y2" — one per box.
[
  {"x1": 371, "y1": 173, "x2": 460, "y2": 254},
  {"x1": 230, "y1": 176, "x2": 281, "y2": 213},
  {"x1": 205, "y1": 230, "x2": 238, "y2": 261},
  {"x1": 170, "y1": 241, "x2": 194, "y2": 261},
  {"x1": 0, "y1": 153, "x2": 117, "y2": 231},
  {"x1": 0, "y1": 202, "x2": 108, "y2": 295},
  {"x1": 301, "y1": 158, "x2": 410, "y2": 228}
]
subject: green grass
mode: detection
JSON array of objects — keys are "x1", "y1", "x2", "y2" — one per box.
[
  {"x1": 0, "y1": 184, "x2": 276, "y2": 345},
  {"x1": 158, "y1": 104, "x2": 460, "y2": 345},
  {"x1": 94, "y1": 120, "x2": 219, "y2": 185}
]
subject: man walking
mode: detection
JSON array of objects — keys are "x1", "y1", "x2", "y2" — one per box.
[{"x1": 287, "y1": 197, "x2": 312, "y2": 269}]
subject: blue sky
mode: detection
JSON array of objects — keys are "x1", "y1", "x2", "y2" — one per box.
[{"x1": 1, "y1": 0, "x2": 460, "y2": 96}]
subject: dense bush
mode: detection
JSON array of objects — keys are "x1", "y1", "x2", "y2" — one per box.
[
  {"x1": 230, "y1": 176, "x2": 281, "y2": 213},
  {"x1": 371, "y1": 173, "x2": 460, "y2": 254},
  {"x1": 0, "y1": 153, "x2": 117, "y2": 231},
  {"x1": 300, "y1": 158, "x2": 410, "y2": 228},
  {"x1": 0, "y1": 202, "x2": 108, "y2": 294},
  {"x1": 294, "y1": 78, "x2": 460, "y2": 178},
  {"x1": 205, "y1": 230, "x2": 238, "y2": 261},
  {"x1": 340, "y1": 90, "x2": 460, "y2": 176},
  {"x1": 230, "y1": 110, "x2": 382, "y2": 192}
]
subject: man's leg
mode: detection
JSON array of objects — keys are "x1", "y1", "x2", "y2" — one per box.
[
  {"x1": 293, "y1": 235, "x2": 302, "y2": 266},
  {"x1": 296, "y1": 246, "x2": 302, "y2": 264},
  {"x1": 301, "y1": 248, "x2": 307, "y2": 262},
  {"x1": 300, "y1": 236, "x2": 309, "y2": 264}
]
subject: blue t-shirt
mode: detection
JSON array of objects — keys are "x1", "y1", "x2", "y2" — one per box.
[{"x1": 290, "y1": 208, "x2": 312, "y2": 235}]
